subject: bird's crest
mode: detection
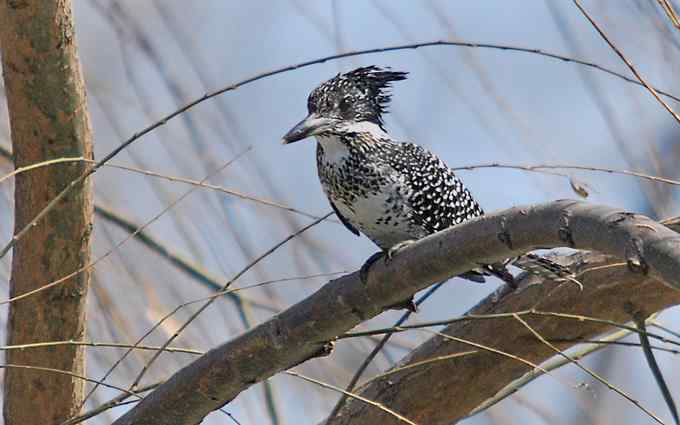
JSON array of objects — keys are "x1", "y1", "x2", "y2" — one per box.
[{"x1": 307, "y1": 66, "x2": 408, "y2": 127}]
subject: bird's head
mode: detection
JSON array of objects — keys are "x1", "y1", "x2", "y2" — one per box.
[{"x1": 282, "y1": 66, "x2": 408, "y2": 144}]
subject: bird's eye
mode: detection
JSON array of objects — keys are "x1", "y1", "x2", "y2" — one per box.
[{"x1": 339, "y1": 98, "x2": 351, "y2": 114}]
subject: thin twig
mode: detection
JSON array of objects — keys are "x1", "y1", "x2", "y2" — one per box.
[
  {"x1": 328, "y1": 282, "x2": 445, "y2": 420},
  {"x1": 62, "y1": 382, "x2": 161, "y2": 425},
  {"x1": 573, "y1": 0, "x2": 680, "y2": 125},
  {"x1": 467, "y1": 326, "x2": 635, "y2": 417},
  {"x1": 657, "y1": 0, "x2": 680, "y2": 29},
  {"x1": 0, "y1": 149, "x2": 250, "y2": 310},
  {"x1": 77, "y1": 149, "x2": 251, "y2": 407},
  {"x1": 100, "y1": 161, "x2": 337, "y2": 223},
  {"x1": 82, "y1": 299, "x2": 208, "y2": 408},
  {"x1": 7, "y1": 153, "x2": 680, "y2": 221},
  {"x1": 126, "y1": 212, "x2": 333, "y2": 392},
  {"x1": 95, "y1": 202, "x2": 254, "y2": 326},
  {"x1": 2, "y1": 38, "x2": 680, "y2": 259},
  {"x1": 514, "y1": 313, "x2": 666, "y2": 425},
  {"x1": 531, "y1": 310, "x2": 680, "y2": 347},
  {"x1": 89, "y1": 269, "x2": 347, "y2": 401},
  {"x1": 48, "y1": 342, "x2": 469, "y2": 424},
  {"x1": 0, "y1": 146, "x2": 326, "y2": 315},
  {"x1": 547, "y1": 339, "x2": 680, "y2": 355},
  {"x1": 339, "y1": 309, "x2": 680, "y2": 349},
  {"x1": 359, "y1": 350, "x2": 478, "y2": 389},
  {"x1": 452, "y1": 162, "x2": 680, "y2": 187},
  {"x1": 0, "y1": 364, "x2": 140, "y2": 398},
  {"x1": 635, "y1": 316, "x2": 679, "y2": 425},
  {"x1": 417, "y1": 328, "x2": 585, "y2": 409},
  {"x1": 286, "y1": 371, "x2": 417, "y2": 425},
  {"x1": 0, "y1": 340, "x2": 201, "y2": 355},
  {"x1": 0, "y1": 156, "x2": 84, "y2": 184},
  {"x1": 650, "y1": 321, "x2": 680, "y2": 340},
  {"x1": 420, "y1": 328, "x2": 552, "y2": 377},
  {"x1": 78, "y1": 269, "x2": 336, "y2": 410},
  {"x1": 0, "y1": 147, "x2": 333, "y2": 224}
]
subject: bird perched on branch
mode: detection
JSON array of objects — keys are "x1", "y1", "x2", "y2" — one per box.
[{"x1": 282, "y1": 66, "x2": 570, "y2": 310}]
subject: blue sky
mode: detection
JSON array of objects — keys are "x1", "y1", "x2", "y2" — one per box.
[{"x1": 2, "y1": 1, "x2": 679, "y2": 424}]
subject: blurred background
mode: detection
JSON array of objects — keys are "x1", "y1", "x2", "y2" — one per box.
[{"x1": 2, "y1": 0, "x2": 680, "y2": 424}]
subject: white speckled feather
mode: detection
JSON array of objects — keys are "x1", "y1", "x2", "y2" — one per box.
[{"x1": 287, "y1": 65, "x2": 572, "y2": 286}]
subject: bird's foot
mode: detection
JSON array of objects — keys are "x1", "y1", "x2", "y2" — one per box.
[
  {"x1": 504, "y1": 278, "x2": 518, "y2": 290},
  {"x1": 385, "y1": 296, "x2": 418, "y2": 313},
  {"x1": 359, "y1": 240, "x2": 417, "y2": 285},
  {"x1": 493, "y1": 265, "x2": 517, "y2": 290},
  {"x1": 360, "y1": 251, "x2": 385, "y2": 285},
  {"x1": 385, "y1": 239, "x2": 416, "y2": 264},
  {"x1": 459, "y1": 271, "x2": 487, "y2": 284},
  {"x1": 482, "y1": 263, "x2": 518, "y2": 290}
]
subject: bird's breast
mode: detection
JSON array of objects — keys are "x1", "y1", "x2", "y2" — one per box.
[
  {"x1": 316, "y1": 143, "x2": 424, "y2": 249},
  {"x1": 336, "y1": 189, "x2": 420, "y2": 249}
]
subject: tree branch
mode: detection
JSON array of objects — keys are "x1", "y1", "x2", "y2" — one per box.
[
  {"x1": 328, "y1": 224, "x2": 680, "y2": 423},
  {"x1": 112, "y1": 201, "x2": 680, "y2": 425},
  {"x1": 3, "y1": 38, "x2": 680, "y2": 261}
]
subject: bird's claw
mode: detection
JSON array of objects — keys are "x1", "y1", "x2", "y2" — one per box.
[
  {"x1": 360, "y1": 240, "x2": 417, "y2": 284},
  {"x1": 385, "y1": 239, "x2": 416, "y2": 264},
  {"x1": 360, "y1": 251, "x2": 385, "y2": 284},
  {"x1": 386, "y1": 297, "x2": 418, "y2": 313}
]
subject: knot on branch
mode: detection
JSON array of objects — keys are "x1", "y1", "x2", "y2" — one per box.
[
  {"x1": 625, "y1": 237, "x2": 649, "y2": 275},
  {"x1": 558, "y1": 210, "x2": 575, "y2": 247},
  {"x1": 608, "y1": 211, "x2": 637, "y2": 227},
  {"x1": 497, "y1": 216, "x2": 513, "y2": 249}
]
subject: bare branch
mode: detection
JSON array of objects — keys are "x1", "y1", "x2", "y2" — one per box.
[
  {"x1": 635, "y1": 317, "x2": 680, "y2": 425},
  {"x1": 328, "y1": 226, "x2": 680, "y2": 424},
  {"x1": 112, "y1": 201, "x2": 680, "y2": 424},
  {"x1": 286, "y1": 371, "x2": 417, "y2": 425},
  {"x1": 0, "y1": 150, "x2": 250, "y2": 308},
  {"x1": 657, "y1": 0, "x2": 680, "y2": 29},
  {"x1": 3, "y1": 38, "x2": 680, "y2": 260},
  {"x1": 452, "y1": 162, "x2": 680, "y2": 187},
  {"x1": 468, "y1": 325, "x2": 638, "y2": 417},
  {"x1": 513, "y1": 314, "x2": 664, "y2": 424},
  {"x1": 573, "y1": 0, "x2": 680, "y2": 125},
  {"x1": 328, "y1": 282, "x2": 445, "y2": 421}
]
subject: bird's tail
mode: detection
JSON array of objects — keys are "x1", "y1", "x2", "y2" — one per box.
[
  {"x1": 460, "y1": 263, "x2": 516, "y2": 287},
  {"x1": 512, "y1": 253, "x2": 575, "y2": 283},
  {"x1": 460, "y1": 253, "x2": 575, "y2": 289}
]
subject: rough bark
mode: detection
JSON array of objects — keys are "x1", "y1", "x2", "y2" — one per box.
[
  {"x1": 328, "y1": 251, "x2": 680, "y2": 424},
  {"x1": 329, "y1": 217, "x2": 680, "y2": 424},
  {"x1": 113, "y1": 201, "x2": 680, "y2": 425},
  {"x1": 0, "y1": 1, "x2": 94, "y2": 424}
]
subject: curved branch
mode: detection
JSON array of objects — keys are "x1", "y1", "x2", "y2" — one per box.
[
  {"x1": 329, "y1": 221, "x2": 680, "y2": 424},
  {"x1": 4, "y1": 39, "x2": 680, "y2": 260},
  {"x1": 112, "y1": 201, "x2": 680, "y2": 425}
]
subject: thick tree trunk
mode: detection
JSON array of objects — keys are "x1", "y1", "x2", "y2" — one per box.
[{"x1": 0, "y1": 1, "x2": 94, "y2": 424}]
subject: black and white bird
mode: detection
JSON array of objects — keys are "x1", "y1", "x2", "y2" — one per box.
[{"x1": 282, "y1": 66, "x2": 567, "y2": 307}]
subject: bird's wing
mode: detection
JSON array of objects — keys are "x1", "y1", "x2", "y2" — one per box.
[
  {"x1": 388, "y1": 142, "x2": 484, "y2": 234},
  {"x1": 330, "y1": 199, "x2": 360, "y2": 236}
]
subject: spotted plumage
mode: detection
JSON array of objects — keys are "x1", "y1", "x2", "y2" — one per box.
[
  {"x1": 315, "y1": 131, "x2": 483, "y2": 250},
  {"x1": 283, "y1": 66, "x2": 571, "y2": 288}
]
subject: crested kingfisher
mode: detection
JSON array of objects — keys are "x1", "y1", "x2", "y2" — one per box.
[{"x1": 282, "y1": 66, "x2": 569, "y2": 309}]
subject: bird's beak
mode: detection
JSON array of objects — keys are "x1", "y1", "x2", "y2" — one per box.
[{"x1": 281, "y1": 113, "x2": 335, "y2": 144}]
